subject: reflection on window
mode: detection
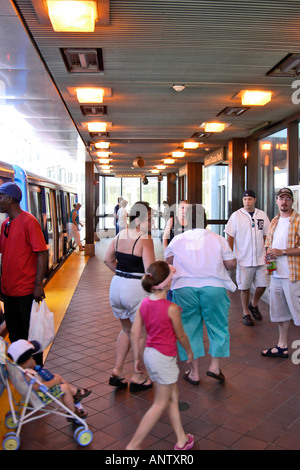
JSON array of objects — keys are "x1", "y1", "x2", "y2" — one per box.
[
  {"x1": 203, "y1": 165, "x2": 228, "y2": 235},
  {"x1": 259, "y1": 128, "x2": 287, "y2": 217}
]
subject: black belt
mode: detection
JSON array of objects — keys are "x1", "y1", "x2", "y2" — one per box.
[{"x1": 115, "y1": 271, "x2": 143, "y2": 280}]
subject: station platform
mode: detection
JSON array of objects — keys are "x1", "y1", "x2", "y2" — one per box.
[{"x1": 1, "y1": 238, "x2": 300, "y2": 451}]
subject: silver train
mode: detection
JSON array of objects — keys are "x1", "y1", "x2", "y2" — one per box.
[{"x1": 0, "y1": 161, "x2": 78, "y2": 277}]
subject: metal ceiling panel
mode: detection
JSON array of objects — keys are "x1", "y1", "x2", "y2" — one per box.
[{"x1": 4, "y1": 0, "x2": 300, "y2": 174}]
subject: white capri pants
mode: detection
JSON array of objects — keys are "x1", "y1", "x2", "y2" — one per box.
[{"x1": 109, "y1": 274, "x2": 147, "y2": 323}]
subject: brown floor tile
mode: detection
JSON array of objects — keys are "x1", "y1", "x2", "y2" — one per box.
[{"x1": 2, "y1": 238, "x2": 300, "y2": 451}]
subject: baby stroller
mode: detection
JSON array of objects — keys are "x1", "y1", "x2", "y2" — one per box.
[{"x1": 0, "y1": 338, "x2": 93, "y2": 450}]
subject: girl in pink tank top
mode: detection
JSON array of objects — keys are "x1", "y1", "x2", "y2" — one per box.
[{"x1": 126, "y1": 261, "x2": 194, "y2": 451}]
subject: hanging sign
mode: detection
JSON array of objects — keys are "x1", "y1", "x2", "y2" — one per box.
[{"x1": 204, "y1": 147, "x2": 227, "y2": 167}]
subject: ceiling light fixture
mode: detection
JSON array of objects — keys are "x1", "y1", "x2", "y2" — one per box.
[
  {"x1": 101, "y1": 164, "x2": 111, "y2": 170},
  {"x1": 203, "y1": 122, "x2": 226, "y2": 133},
  {"x1": 183, "y1": 142, "x2": 199, "y2": 149},
  {"x1": 172, "y1": 84, "x2": 185, "y2": 92},
  {"x1": 46, "y1": 0, "x2": 98, "y2": 32},
  {"x1": 172, "y1": 151, "x2": 185, "y2": 158},
  {"x1": 151, "y1": 169, "x2": 160, "y2": 174},
  {"x1": 76, "y1": 87, "x2": 104, "y2": 103},
  {"x1": 95, "y1": 141, "x2": 110, "y2": 149},
  {"x1": 163, "y1": 158, "x2": 175, "y2": 164},
  {"x1": 96, "y1": 151, "x2": 111, "y2": 158},
  {"x1": 87, "y1": 122, "x2": 107, "y2": 132},
  {"x1": 240, "y1": 90, "x2": 272, "y2": 106},
  {"x1": 98, "y1": 158, "x2": 111, "y2": 164},
  {"x1": 156, "y1": 165, "x2": 166, "y2": 170}
]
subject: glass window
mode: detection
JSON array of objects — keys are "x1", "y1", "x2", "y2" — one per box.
[
  {"x1": 122, "y1": 178, "x2": 141, "y2": 207},
  {"x1": 259, "y1": 128, "x2": 287, "y2": 217},
  {"x1": 202, "y1": 164, "x2": 228, "y2": 235},
  {"x1": 102, "y1": 176, "x2": 121, "y2": 229},
  {"x1": 141, "y1": 177, "x2": 158, "y2": 209}
]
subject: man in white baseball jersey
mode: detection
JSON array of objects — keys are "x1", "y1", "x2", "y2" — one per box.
[{"x1": 225, "y1": 190, "x2": 270, "y2": 326}]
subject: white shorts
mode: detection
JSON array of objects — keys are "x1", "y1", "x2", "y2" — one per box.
[
  {"x1": 269, "y1": 277, "x2": 300, "y2": 326},
  {"x1": 143, "y1": 347, "x2": 179, "y2": 385},
  {"x1": 109, "y1": 274, "x2": 146, "y2": 323},
  {"x1": 236, "y1": 265, "x2": 269, "y2": 290}
]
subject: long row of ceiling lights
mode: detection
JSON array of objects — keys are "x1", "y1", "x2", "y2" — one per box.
[
  {"x1": 79, "y1": 90, "x2": 113, "y2": 173},
  {"x1": 150, "y1": 89, "x2": 273, "y2": 174}
]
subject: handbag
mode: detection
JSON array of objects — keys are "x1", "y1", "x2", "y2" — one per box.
[{"x1": 28, "y1": 300, "x2": 55, "y2": 351}]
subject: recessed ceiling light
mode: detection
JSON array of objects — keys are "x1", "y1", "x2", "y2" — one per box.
[
  {"x1": 96, "y1": 151, "x2": 112, "y2": 158},
  {"x1": 46, "y1": 0, "x2": 98, "y2": 32},
  {"x1": 76, "y1": 87, "x2": 104, "y2": 103},
  {"x1": 95, "y1": 141, "x2": 110, "y2": 149},
  {"x1": 172, "y1": 151, "x2": 185, "y2": 158},
  {"x1": 203, "y1": 123, "x2": 226, "y2": 133},
  {"x1": 87, "y1": 122, "x2": 107, "y2": 132},
  {"x1": 183, "y1": 142, "x2": 199, "y2": 149},
  {"x1": 240, "y1": 90, "x2": 272, "y2": 106}
]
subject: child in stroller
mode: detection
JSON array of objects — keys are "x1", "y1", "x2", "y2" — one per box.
[{"x1": 7, "y1": 339, "x2": 91, "y2": 421}]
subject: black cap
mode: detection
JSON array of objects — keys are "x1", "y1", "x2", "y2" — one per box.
[
  {"x1": 242, "y1": 189, "x2": 256, "y2": 198},
  {"x1": 277, "y1": 187, "x2": 294, "y2": 199}
]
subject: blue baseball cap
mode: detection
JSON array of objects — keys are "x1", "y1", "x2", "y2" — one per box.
[{"x1": 0, "y1": 182, "x2": 22, "y2": 202}]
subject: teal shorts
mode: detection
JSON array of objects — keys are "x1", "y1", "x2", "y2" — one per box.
[{"x1": 173, "y1": 286, "x2": 230, "y2": 361}]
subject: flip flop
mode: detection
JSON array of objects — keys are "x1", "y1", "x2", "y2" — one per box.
[
  {"x1": 109, "y1": 376, "x2": 128, "y2": 388},
  {"x1": 183, "y1": 370, "x2": 200, "y2": 385},
  {"x1": 261, "y1": 346, "x2": 289, "y2": 358},
  {"x1": 206, "y1": 370, "x2": 225, "y2": 383},
  {"x1": 129, "y1": 379, "x2": 153, "y2": 392},
  {"x1": 174, "y1": 433, "x2": 194, "y2": 451}
]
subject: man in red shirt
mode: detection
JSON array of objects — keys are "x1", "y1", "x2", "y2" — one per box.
[{"x1": 0, "y1": 182, "x2": 47, "y2": 365}]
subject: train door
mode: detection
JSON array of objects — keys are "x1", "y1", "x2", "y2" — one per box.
[
  {"x1": 44, "y1": 188, "x2": 58, "y2": 271},
  {"x1": 56, "y1": 190, "x2": 64, "y2": 261}
]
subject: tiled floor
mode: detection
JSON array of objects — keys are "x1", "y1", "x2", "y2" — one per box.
[{"x1": 1, "y1": 238, "x2": 300, "y2": 451}]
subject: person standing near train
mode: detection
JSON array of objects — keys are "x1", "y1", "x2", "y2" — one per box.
[
  {"x1": 69, "y1": 203, "x2": 84, "y2": 251},
  {"x1": 0, "y1": 182, "x2": 47, "y2": 365}
]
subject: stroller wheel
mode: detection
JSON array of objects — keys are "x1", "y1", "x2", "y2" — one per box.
[
  {"x1": 5, "y1": 411, "x2": 19, "y2": 429},
  {"x1": 2, "y1": 432, "x2": 20, "y2": 450},
  {"x1": 74, "y1": 426, "x2": 93, "y2": 446}
]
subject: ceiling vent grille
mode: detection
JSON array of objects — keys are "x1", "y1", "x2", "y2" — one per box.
[
  {"x1": 60, "y1": 48, "x2": 104, "y2": 74},
  {"x1": 266, "y1": 53, "x2": 300, "y2": 77},
  {"x1": 217, "y1": 107, "x2": 249, "y2": 117},
  {"x1": 89, "y1": 132, "x2": 110, "y2": 139},
  {"x1": 80, "y1": 105, "x2": 107, "y2": 116},
  {"x1": 191, "y1": 132, "x2": 212, "y2": 139}
]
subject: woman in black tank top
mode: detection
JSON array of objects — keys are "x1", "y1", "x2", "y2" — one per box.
[{"x1": 104, "y1": 201, "x2": 155, "y2": 392}]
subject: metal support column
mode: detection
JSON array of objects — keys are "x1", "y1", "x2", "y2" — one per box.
[{"x1": 85, "y1": 161, "x2": 95, "y2": 256}]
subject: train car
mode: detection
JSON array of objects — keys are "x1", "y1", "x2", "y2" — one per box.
[{"x1": 0, "y1": 161, "x2": 78, "y2": 276}]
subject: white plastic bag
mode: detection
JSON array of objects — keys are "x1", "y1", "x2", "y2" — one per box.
[{"x1": 28, "y1": 300, "x2": 55, "y2": 351}]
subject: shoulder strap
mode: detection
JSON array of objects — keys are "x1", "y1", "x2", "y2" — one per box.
[{"x1": 132, "y1": 235, "x2": 142, "y2": 254}]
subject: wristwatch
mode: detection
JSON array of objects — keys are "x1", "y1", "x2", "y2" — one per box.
[{"x1": 282, "y1": 249, "x2": 287, "y2": 256}]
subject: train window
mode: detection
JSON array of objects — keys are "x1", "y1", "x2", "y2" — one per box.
[
  {"x1": 46, "y1": 192, "x2": 52, "y2": 232},
  {"x1": 29, "y1": 190, "x2": 39, "y2": 221},
  {"x1": 56, "y1": 193, "x2": 62, "y2": 225}
]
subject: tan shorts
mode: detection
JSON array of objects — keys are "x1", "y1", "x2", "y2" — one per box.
[
  {"x1": 236, "y1": 265, "x2": 270, "y2": 290},
  {"x1": 143, "y1": 347, "x2": 179, "y2": 385},
  {"x1": 270, "y1": 277, "x2": 300, "y2": 326}
]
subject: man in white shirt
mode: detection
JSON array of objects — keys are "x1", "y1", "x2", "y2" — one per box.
[
  {"x1": 225, "y1": 190, "x2": 270, "y2": 326},
  {"x1": 262, "y1": 187, "x2": 300, "y2": 359}
]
